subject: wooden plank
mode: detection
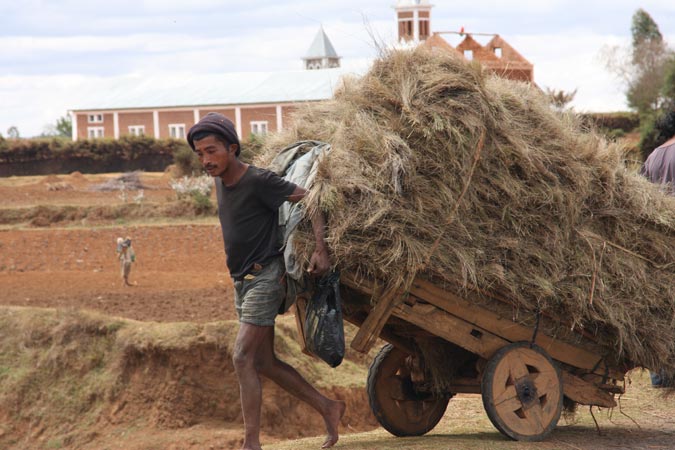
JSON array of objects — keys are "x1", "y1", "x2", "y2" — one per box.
[
  {"x1": 562, "y1": 371, "x2": 617, "y2": 408},
  {"x1": 350, "y1": 285, "x2": 402, "y2": 353},
  {"x1": 342, "y1": 309, "x2": 417, "y2": 355},
  {"x1": 445, "y1": 380, "x2": 481, "y2": 394},
  {"x1": 392, "y1": 302, "x2": 508, "y2": 359},
  {"x1": 292, "y1": 296, "x2": 313, "y2": 357},
  {"x1": 409, "y1": 278, "x2": 624, "y2": 381}
]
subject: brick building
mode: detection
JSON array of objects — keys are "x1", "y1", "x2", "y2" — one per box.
[
  {"x1": 69, "y1": 28, "x2": 345, "y2": 142},
  {"x1": 396, "y1": 0, "x2": 534, "y2": 82},
  {"x1": 69, "y1": 68, "x2": 347, "y2": 142},
  {"x1": 70, "y1": 3, "x2": 533, "y2": 142}
]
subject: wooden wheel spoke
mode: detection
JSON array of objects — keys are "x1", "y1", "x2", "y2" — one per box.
[
  {"x1": 385, "y1": 375, "x2": 409, "y2": 401},
  {"x1": 507, "y1": 352, "x2": 530, "y2": 381},
  {"x1": 522, "y1": 402, "x2": 545, "y2": 433},
  {"x1": 399, "y1": 398, "x2": 426, "y2": 423},
  {"x1": 495, "y1": 395, "x2": 525, "y2": 416},
  {"x1": 493, "y1": 385, "x2": 518, "y2": 407},
  {"x1": 532, "y1": 370, "x2": 558, "y2": 396}
]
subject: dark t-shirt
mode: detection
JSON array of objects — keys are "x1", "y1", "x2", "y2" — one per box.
[{"x1": 215, "y1": 165, "x2": 297, "y2": 279}]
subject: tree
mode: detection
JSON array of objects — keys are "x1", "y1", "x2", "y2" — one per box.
[
  {"x1": 602, "y1": 9, "x2": 672, "y2": 115},
  {"x1": 631, "y1": 8, "x2": 663, "y2": 52},
  {"x1": 6, "y1": 126, "x2": 19, "y2": 139},
  {"x1": 626, "y1": 9, "x2": 672, "y2": 114},
  {"x1": 41, "y1": 115, "x2": 72, "y2": 138},
  {"x1": 661, "y1": 56, "x2": 675, "y2": 110},
  {"x1": 55, "y1": 115, "x2": 72, "y2": 138}
]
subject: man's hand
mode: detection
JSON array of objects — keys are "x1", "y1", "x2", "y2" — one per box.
[{"x1": 307, "y1": 246, "x2": 330, "y2": 277}]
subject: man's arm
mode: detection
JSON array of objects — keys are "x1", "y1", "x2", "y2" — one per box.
[{"x1": 288, "y1": 186, "x2": 331, "y2": 276}]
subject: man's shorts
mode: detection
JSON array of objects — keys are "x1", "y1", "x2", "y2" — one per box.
[{"x1": 233, "y1": 258, "x2": 285, "y2": 327}]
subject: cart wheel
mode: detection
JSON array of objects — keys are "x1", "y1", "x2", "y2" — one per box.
[
  {"x1": 367, "y1": 344, "x2": 450, "y2": 437},
  {"x1": 481, "y1": 342, "x2": 563, "y2": 441}
]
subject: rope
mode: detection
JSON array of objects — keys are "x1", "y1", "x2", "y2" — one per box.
[{"x1": 530, "y1": 306, "x2": 542, "y2": 347}]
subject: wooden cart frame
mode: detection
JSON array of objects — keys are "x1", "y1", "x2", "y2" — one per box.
[{"x1": 295, "y1": 274, "x2": 625, "y2": 441}]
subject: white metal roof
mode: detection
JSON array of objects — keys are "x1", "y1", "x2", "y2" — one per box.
[{"x1": 71, "y1": 67, "x2": 358, "y2": 111}]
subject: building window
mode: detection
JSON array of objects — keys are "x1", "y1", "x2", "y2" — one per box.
[
  {"x1": 250, "y1": 121, "x2": 268, "y2": 135},
  {"x1": 169, "y1": 124, "x2": 186, "y2": 139},
  {"x1": 88, "y1": 114, "x2": 103, "y2": 123},
  {"x1": 87, "y1": 127, "x2": 104, "y2": 139},
  {"x1": 128, "y1": 125, "x2": 145, "y2": 136},
  {"x1": 494, "y1": 47, "x2": 502, "y2": 57},
  {"x1": 464, "y1": 49, "x2": 473, "y2": 60}
]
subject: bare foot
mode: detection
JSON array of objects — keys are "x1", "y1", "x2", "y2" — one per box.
[{"x1": 321, "y1": 400, "x2": 346, "y2": 449}]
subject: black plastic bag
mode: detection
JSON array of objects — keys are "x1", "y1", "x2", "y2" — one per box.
[{"x1": 304, "y1": 271, "x2": 345, "y2": 368}]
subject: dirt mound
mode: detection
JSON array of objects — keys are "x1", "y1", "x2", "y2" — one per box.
[
  {"x1": 0, "y1": 308, "x2": 377, "y2": 449},
  {"x1": 39, "y1": 174, "x2": 62, "y2": 185},
  {"x1": 90, "y1": 171, "x2": 147, "y2": 192}
]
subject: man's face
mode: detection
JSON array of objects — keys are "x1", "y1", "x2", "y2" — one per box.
[{"x1": 193, "y1": 135, "x2": 236, "y2": 178}]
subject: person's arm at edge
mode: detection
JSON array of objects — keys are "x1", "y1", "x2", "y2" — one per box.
[{"x1": 288, "y1": 186, "x2": 330, "y2": 276}]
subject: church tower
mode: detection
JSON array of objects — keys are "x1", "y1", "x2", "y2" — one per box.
[
  {"x1": 303, "y1": 26, "x2": 341, "y2": 70},
  {"x1": 395, "y1": 0, "x2": 433, "y2": 43}
]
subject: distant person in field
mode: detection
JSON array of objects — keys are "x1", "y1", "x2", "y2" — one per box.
[
  {"x1": 640, "y1": 110, "x2": 675, "y2": 388},
  {"x1": 187, "y1": 113, "x2": 345, "y2": 450},
  {"x1": 116, "y1": 236, "x2": 136, "y2": 287},
  {"x1": 641, "y1": 110, "x2": 675, "y2": 195}
]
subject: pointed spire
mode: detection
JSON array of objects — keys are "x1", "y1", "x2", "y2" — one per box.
[
  {"x1": 303, "y1": 26, "x2": 341, "y2": 70},
  {"x1": 305, "y1": 26, "x2": 338, "y2": 59}
]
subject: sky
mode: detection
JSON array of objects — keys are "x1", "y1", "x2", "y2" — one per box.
[{"x1": 1, "y1": 1, "x2": 674, "y2": 138}]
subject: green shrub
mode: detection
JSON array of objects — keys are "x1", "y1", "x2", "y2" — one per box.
[
  {"x1": 639, "y1": 113, "x2": 661, "y2": 160},
  {"x1": 189, "y1": 191, "x2": 215, "y2": 215},
  {"x1": 0, "y1": 136, "x2": 187, "y2": 164},
  {"x1": 580, "y1": 112, "x2": 640, "y2": 132},
  {"x1": 172, "y1": 145, "x2": 202, "y2": 176}
]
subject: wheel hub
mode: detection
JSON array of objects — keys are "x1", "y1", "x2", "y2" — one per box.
[{"x1": 515, "y1": 378, "x2": 538, "y2": 408}]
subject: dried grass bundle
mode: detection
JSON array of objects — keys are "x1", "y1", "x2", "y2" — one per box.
[{"x1": 262, "y1": 48, "x2": 675, "y2": 379}]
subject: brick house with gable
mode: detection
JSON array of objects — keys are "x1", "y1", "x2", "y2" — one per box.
[{"x1": 395, "y1": 0, "x2": 534, "y2": 82}]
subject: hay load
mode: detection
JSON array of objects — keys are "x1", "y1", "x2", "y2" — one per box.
[{"x1": 263, "y1": 48, "x2": 675, "y2": 380}]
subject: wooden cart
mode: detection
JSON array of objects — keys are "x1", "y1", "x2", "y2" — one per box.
[{"x1": 295, "y1": 274, "x2": 626, "y2": 442}]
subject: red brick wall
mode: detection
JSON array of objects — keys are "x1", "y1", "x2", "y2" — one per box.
[
  {"x1": 77, "y1": 112, "x2": 113, "y2": 140},
  {"x1": 240, "y1": 106, "x2": 277, "y2": 139},
  {"x1": 118, "y1": 112, "x2": 154, "y2": 137},
  {"x1": 158, "y1": 110, "x2": 195, "y2": 139},
  {"x1": 491, "y1": 68, "x2": 534, "y2": 82},
  {"x1": 76, "y1": 114, "x2": 88, "y2": 140},
  {"x1": 74, "y1": 104, "x2": 305, "y2": 141},
  {"x1": 199, "y1": 108, "x2": 236, "y2": 122},
  {"x1": 102, "y1": 113, "x2": 114, "y2": 137}
]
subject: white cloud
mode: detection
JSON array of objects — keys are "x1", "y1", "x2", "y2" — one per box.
[{"x1": 2, "y1": 1, "x2": 675, "y2": 136}]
